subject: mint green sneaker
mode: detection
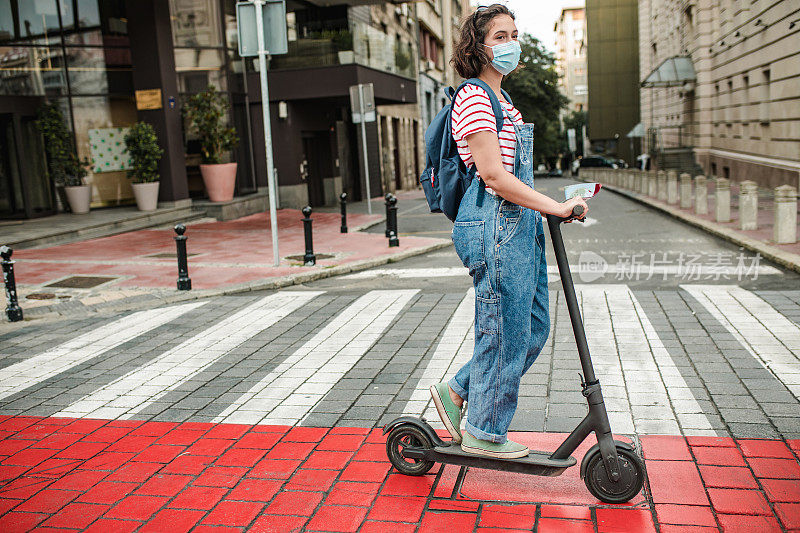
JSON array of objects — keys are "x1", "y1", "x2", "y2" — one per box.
[
  {"x1": 430, "y1": 382, "x2": 462, "y2": 443},
  {"x1": 461, "y1": 432, "x2": 530, "y2": 459}
]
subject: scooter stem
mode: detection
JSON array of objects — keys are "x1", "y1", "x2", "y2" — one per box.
[{"x1": 545, "y1": 209, "x2": 597, "y2": 385}]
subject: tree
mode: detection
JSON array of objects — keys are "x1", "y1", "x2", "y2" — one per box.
[{"x1": 502, "y1": 34, "x2": 569, "y2": 167}]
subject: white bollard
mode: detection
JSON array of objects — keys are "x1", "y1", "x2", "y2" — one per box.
[
  {"x1": 680, "y1": 173, "x2": 693, "y2": 209},
  {"x1": 739, "y1": 180, "x2": 759, "y2": 231},
  {"x1": 695, "y1": 175, "x2": 708, "y2": 215},
  {"x1": 715, "y1": 177, "x2": 731, "y2": 223},
  {"x1": 773, "y1": 185, "x2": 797, "y2": 244},
  {"x1": 648, "y1": 170, "x2": 658, "y2": 197},
  {"x1": 657, "y1": 170, "x2": 667, "y2": 201},
  {"x1": 667, "y1": 171, "x2": 679, "y2": 204}
]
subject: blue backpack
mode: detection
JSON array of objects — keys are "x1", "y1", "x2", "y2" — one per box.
[{"x1": 419, "y1": 77, "x2": 513, "y2": 221}]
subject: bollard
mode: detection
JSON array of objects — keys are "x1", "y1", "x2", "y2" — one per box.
[
  {"x1": 667, "y1": 171, "x2": 679, "y2": 204},
  {"x1": 174, "y1": 224, "x2": 192, "y2": 290},
  {"x1": 302, "y1": 206, "x2": 316, "y2": 265},
  {"x1": 339, "y1": 193, "x2": 348, "y2": 233},
  {"x1": 679, "y1": 173, "x2": 693, "y2": 209},
  {"x1": 773, "y1": 185, "x2": 797, "y2": 244},
  {"x1": 387, "y1": 194, "x2": 399, "y2": 247},
  {"x1": 739, "y1": 180, "x2": 759, "y2": 231},
  {"x1": 648, "y1": 170, "x2": 658, "y2": 197},
  {"x1": 657, "y1": 170, "x2": 668, "y2": 201},
  {"x1": 715, "y1": 177, "x2": 731, "y2": 223},
  {"x1": 695, "y1": 175, "x2": 708, "y2": 215},
  {"x1": 1, "y1": 246, "x2": 23, "y2": 322},
  {"x1": 384, "y1": 194, "x2": 393, "y2": 238}
]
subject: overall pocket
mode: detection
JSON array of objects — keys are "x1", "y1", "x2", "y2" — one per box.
[{"x1": 453, "y1": 220, "x2": 497, "y2": 301}]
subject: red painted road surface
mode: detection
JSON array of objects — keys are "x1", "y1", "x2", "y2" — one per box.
[{"x1": 0, "y1": 417, "x2": 798, "y2": 532}]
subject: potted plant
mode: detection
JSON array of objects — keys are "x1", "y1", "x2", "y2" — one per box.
[
  {"x1": 333, "y1": 29, "x2": 354, "y2": 64},
  {"x1": 36, "y1": 103, "x2": 93, "y2": 214},
  {"x1": 183, "y1": 85, "x2": 240, "y2": 202},
  {"x1": 124, "y1": 122, "x2": 164, "y2": 211}
]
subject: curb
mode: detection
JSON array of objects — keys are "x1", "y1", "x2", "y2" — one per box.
[
  {"x1": 595, "y1": 180, "x2": 800, "y2": 275},
  {"x1": 3, "y1": 239, "x2": 452, "y2": 329}
]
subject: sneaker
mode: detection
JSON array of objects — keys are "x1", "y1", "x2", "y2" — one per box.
[
  {"x1": 461, "y1": 432, "x2": 529, "y2": 459},
  {"x1": 430, "y1": 382, "x2": 462, "y2": 443}
]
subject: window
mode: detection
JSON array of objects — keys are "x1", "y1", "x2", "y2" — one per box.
[
  {"x1": 742, "y1": 74, "x2": 749, "y2": 124},
  {"x1": 759, "y1": 69, "x2": 770, "y2": 123},
  {"x1": 725, "y1": 79, "x2": 733, "y2": 124}
]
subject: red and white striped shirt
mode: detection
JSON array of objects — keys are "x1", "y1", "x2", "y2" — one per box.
[{"x1": 451, "y1": 84, "x2": 524, "y2": 195}]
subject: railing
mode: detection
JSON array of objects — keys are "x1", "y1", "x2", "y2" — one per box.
[{"x1": 647, "y1": 125, "x2": 690, "y2": 154}]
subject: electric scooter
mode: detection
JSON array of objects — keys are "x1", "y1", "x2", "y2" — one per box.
[{"x1": 383, "y1": 204, "x2": 645, "y2": 504}]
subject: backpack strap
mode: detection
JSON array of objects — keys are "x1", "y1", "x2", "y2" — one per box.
[{"x1": 451, "y1": 78, "x2": 506, "y2": 132}]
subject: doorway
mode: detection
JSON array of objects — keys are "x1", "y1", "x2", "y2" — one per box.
[
  {"x1": 0, "y1": 111, "x2": 54, "y2": 219},
  {"x1": 302, "y1": 131, "x2": 333, "y2": 207}
]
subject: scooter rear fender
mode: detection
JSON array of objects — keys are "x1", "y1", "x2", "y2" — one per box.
[
  {"x1": 579, "y1": 440, "x2": 635, "y2": 479},
  {"x1": 382, "y1": 416, "x2": 447, "y2": 447}
]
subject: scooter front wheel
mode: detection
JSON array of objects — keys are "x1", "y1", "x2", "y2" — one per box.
[
  {"x1": 584, "y1": 446, "x2": 644, "y2": 503},
  {"x1": 386, "y1": 424, "x2": 435, "y2": 476}
]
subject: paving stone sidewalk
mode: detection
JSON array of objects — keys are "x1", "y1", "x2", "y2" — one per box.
[
  {"x1": 0, "y1": 416, "x2": 798, "y2": 532},
  {"x1": 1, "y1": 191, "x2": 448, "y2": 324}
]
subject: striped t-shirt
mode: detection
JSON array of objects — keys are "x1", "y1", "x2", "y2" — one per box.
[{"x1": 451, "y1": 84, "x2": 524, "y2": 194}]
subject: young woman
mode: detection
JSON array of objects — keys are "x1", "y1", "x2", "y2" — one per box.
[{"x1": 429, "y1": 4, "x2": 589, "y2": 459}]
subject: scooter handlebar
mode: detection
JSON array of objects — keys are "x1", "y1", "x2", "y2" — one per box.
[{"x1": 546, "y1": 204, "x2": 586, "y2": 225}]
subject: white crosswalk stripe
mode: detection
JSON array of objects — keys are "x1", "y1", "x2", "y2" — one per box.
[
  {"x1": 214, "y1": 289, "x2": 419, "y2": 425},
  {"x1": 682, "y1": 285, "x2": 800, "y2": 401},
  {"x1": 0, "y1": 302, "x2": 206, "y2": 401},
  {"x1": 401, "y1": 289, "x2": 474, "y2": 421},
  {"x1": 54, "y1": 291, "x2": 323, "y2": 420}
]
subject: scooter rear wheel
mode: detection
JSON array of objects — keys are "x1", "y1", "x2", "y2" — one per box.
[
  {"x1": 386, "y1": 424, "x2": 435, "y2": 476},
  {"x1": 584, "y1": 446, "x2": 644, "y2": 503}
]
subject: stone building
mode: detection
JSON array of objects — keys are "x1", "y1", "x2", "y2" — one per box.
[
  {"x1": 639, "y1": 0, "x2": 800, "y2": 188},
  {"x1": 555, "y1": 6, "x2": 588, "y2": 116}
]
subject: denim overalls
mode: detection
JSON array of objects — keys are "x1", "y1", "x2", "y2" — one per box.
[{"x1": 448, "y1": 113, "x2": 550, "y2": 444}]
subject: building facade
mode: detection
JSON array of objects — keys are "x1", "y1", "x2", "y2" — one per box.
[
  {"x1": 0, "y1": 0, "x2": 417, "y2": 220},
  {"x1": 555, "y1": 6, "x2": 588, "y2": 116},
  {"x1": 639, "y1": 0, "x2": 800, "y2": 188},
  {"x1": 586, "y1": 0, "x2": 640, "y2": 164}
]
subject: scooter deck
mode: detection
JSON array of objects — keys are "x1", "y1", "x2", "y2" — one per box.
[{"x1": 419, "y1": 443, "x2": 577, "y2": 476}]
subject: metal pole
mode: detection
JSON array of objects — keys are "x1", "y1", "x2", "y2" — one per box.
[
  {"x1": 255, "y1": 0, "x2": 280, "y2": 266},
  {"x1": 241, "y1": 57, "x2": 258, "y2": 193},
  {"x1": 174, "y1": 224, "x2": 192, "y2": 291},
  {"x1": 302, "y1": 206, "x2": 316, "y2": 266},
  {"x1": 340, "y1": 192, "x2": 348, "y2": 233},
  {"x1": 358, "y1": 84, "x2": 372, "y2": 214},
  {"x1": 1, "y1": 246, "x2": 23, "y2": 322}
]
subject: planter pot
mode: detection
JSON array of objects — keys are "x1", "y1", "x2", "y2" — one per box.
[
  {"x1": 338, "y1": 51, "x2": 354, "y2": 64},
  {"x1": 132, "y1": 181, "x2": 160, "y2": 211},
  {"x1": 64, "y1": 184, "x2": 91, "y2": 214},
  {"x1": 200, "y1": 162, "x2": 237, "y2": 202}
]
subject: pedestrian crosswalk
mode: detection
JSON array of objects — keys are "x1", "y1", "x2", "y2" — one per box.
[{"x1": 0, "y1": 285, "x2": 798, "y2": 437}]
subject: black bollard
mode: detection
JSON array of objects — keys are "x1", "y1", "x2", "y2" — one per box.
[
  {"x1": 384, "y1": 193, "x2": 393, "y2": 237},
  {"x1": 1, "y1": 246, "x2": 23, "y2": 322},
  {"x1": 340, "y1": 193, "x2": 348, "y2": 234},
  {"x1": 302, "y1": 206, "x2": 316, "y2": 266},
  {"x1": 387, "y1": 194, "x2": 399, "y2": 247},
  {"x1": 174, "y1": 224, "x2": 192, "y2": 291}
]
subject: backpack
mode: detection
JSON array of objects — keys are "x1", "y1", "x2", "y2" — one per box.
[{"x1": 419, "y1": 77, "x2": 513, "y2": 221}]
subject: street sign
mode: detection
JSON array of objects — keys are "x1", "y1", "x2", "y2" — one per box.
[
  {"x1": 236, "y1": 1, "x2": 288, "y2": 57},
  {"x1": 349, "y1": 84, "x2": 376, "y2": 123},
  {"x1": 349, "y1": 83, "x2": 376, "y2": 214},
  {"x1": 567, "y1": 128, "x2": 577, "y2": 152}
]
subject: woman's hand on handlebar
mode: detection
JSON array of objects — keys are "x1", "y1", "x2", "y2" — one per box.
[{"x1": 558, "y1": 196, "x2": 589, "y2": 221}]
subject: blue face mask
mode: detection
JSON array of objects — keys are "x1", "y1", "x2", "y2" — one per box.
[{"x1": 484, "y1": 40, "x2": 521, "y2": 75}]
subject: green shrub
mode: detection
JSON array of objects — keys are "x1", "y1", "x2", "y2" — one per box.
[
  {"x1": 182, "y1": 85, "x2": 239, "y2": 164},
  {"x1": 124, "y1": 122, "x2": 164, "y2": 183},
  {"x1": 35, "y1": 103, "x2": 90, "y2": 187}
]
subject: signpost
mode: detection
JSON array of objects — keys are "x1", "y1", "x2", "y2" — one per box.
[
  {"x1": 349, "y1": 83, "x2": 376, "y2": 214},
  {"x1": 236, "y1": 0, "x2": 287, "y2": 267}
]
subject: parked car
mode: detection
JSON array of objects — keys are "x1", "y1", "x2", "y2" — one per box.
[
  {"x1": 576, "y1": 156, "x2": 617, "y2": 175},
  {"x1": 546, "y1": 168, "x2": 563, "y2": 177}
]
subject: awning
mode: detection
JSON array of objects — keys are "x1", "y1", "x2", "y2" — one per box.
[
  {"x1": 627, "y1": 122, "x2": 645, "y2": 138},
  {"x1": 641, "y1": 56, "x2": 696, "y2": 88}
]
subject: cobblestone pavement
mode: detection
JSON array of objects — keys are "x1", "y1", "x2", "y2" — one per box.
[{"x1": 1, "y1": 181, "x2": 799, "y2": 531}]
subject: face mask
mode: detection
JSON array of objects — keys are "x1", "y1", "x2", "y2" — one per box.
[{"x1": 484, "y1": 40, "x2": 521, "y2": 75}]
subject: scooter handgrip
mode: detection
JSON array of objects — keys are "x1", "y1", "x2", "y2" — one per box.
[{"x1": 572, "y1": 205, "x2": 584, "y2": 217}]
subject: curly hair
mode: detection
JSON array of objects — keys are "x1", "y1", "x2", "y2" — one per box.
[{"x1": 451, "y1": 4, "x2": 517, "y2": 79}]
